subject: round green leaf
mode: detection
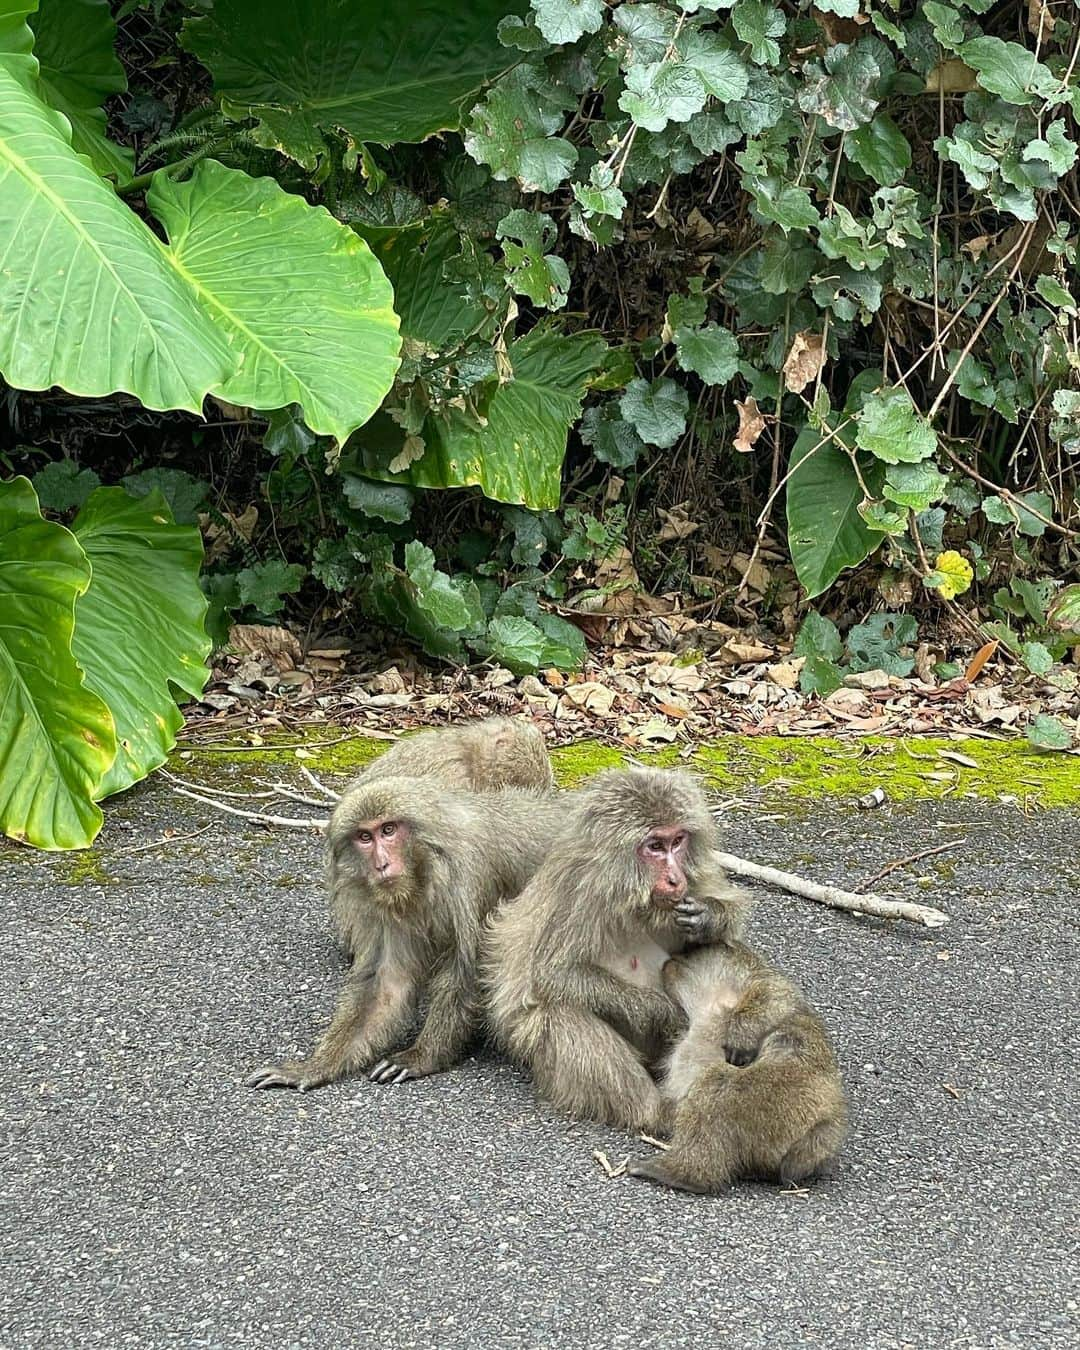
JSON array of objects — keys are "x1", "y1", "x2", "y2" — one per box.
[
  {"x1": 70, "y1": 488, "x2": 210, "y2": 799},
  {"x1": 620, "y1": 377, "x2": 689, "y2": 450},
  {"x1": 0, "y1": 477, "x2": 115, "y2": 849},
  {"x1": 856, "y1": 387, "x2": 938, "y2": 463}
]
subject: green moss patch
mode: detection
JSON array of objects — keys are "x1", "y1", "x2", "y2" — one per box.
[{"x1": 167, "y1": 728, "x2": 1080, "y2": 808}]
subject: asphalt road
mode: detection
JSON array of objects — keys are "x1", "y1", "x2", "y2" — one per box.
[{"x1": 1, "y1": 767, "x2": 1077, "y2": 1349}]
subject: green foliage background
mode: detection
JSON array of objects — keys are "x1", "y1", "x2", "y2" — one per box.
[{"x1": 1, "y1": 0, "x2": 1079, "y2": 847}]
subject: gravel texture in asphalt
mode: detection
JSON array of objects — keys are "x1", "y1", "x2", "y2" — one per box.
[{"x1": 1, "y1": 770, "x2": 1077, "y2": 1349}]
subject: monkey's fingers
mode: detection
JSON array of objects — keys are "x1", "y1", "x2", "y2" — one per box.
[
  {"x1": 368, "y1": 1059, "x2": 416, "y2": 1085},
  {"x1": 245, "y1": 1064, "x2": 305, "y2": 1090}
]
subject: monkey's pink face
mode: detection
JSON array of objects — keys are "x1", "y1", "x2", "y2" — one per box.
[
  {"x1": 637, "y1": 825, "x2": 690, "y2": 905},
  {"x1": 352, "y1": 817, "x2": 409, "y2": 884}
]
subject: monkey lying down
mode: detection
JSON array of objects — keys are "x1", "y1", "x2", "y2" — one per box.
[{"x1": 626, "y1": 942, "x2": 848, "y2": 1195}]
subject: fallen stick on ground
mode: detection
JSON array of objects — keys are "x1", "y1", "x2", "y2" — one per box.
[
  {"x1": 713, "y1": 852, "x2": 950, "y2": 929},
  {"x1": 167, "y1": 779, "x2": 950, "y2": 928}
]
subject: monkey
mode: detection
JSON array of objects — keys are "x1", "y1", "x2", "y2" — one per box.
[
  {"x1": 347, "y1": 716, "x2": 554, "y2": 794},
  {"x1": 627, "y1": 941, "x2": 847, "y2": 1194},
  {"x1": 483, "y1": 766, "x2": 750, "y2": 1135},
  {"x1": 247, "y1": 776, "x2": 568, "y2": 1093}
]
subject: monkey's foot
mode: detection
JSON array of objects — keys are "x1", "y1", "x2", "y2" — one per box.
[
  {"x1": 627, "y1": 1157, "x2": 711, "y2": 1195},
  {"x1": 367, "y1": 1046, "x2": 440, "y2": 1085},
  {"x1": 245, "y1": 1060, "x2": 331, "y2": 1092}
]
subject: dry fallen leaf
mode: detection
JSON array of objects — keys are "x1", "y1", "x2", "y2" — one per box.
[
  {"x1": 657, "y1": 503, "x2": 700, "y2": 541},
  {"x1": 925, "y1": 59, "x2": 978, "y2": 94},
  {"x1": 1027, "y1": 0, "x2": 1053, "y2": 41},
  {"x1": 562, "y1": 682, "x2": 616, "y2": 716},
  {"x1": 228, "y1": 623, "x2": 302, "y2": 671},
  {"x1": 733, "y1": 396, "x2": 767, "y2": 453},
  {"x1": 782, "y1": 331, "x2": 826, "y2": 395},
  {"x1": 964, "y1": 639, "x2": 999, "y2": 683}
]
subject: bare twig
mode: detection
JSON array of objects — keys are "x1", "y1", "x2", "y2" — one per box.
[
  {"x1": 109, "y1": 824, "x2": 215, "y2": 856},
  {"x1": 256, "y1": 780, "x2": 334, "y2": 809},
  {"x1": 170, "y1": 786, "x2": 328, "y2": 831},
  {"x1": 299, "y1": 765, "x2": 342, "y2": 801},
  {"x1": 593, "y1": 1150, "x2": 629, "y2": 1179},
  {"x1": 859, "y1": 841, "x2": 961, "y2": 892},
  {"x1": 713, "y1": 852, "x2": 950, "y2": 928},
  {"x1": 639, "y1": 1133, "x2": 671, "y2": 1151}
]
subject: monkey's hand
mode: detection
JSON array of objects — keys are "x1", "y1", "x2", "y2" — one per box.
[
  {"x1": 368, "y1": 1046, "x2": 441, "y2": 1086},
  {"x1": 245, "y1": 1059, "x2": 333, "y2": 1092},
  {"x1": 722, "y1": 1016, "x2": 761, "y2": 1068},
  {"x1": 673, "y1": 898, "x2": 725, "y2": 947}
]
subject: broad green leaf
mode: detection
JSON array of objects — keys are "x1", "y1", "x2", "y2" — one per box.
[
  {"x1": 745, "y1": 174, "x2": 821, "y2": 232},
  {"x1": 856, "y1": 387, "x2": 937, "y2": 463},
  {"x1": 497, "y1": 209, "x2": 570, "y2": 310},
  {"x1": 935, "y1": 123, "x2": 998, "y2": 190},
  {"x1": 1035, "y1": 274, "x2": 1076, "y2": 313},
  {"x1": 530, "y1": 0, "x2": 604, "y2": 45},
  {"x1": 729, "y1": 68, "x2": 784, "y2": 135},
  {"x1": 815, "y1": 0, "x2": 860, "y2": 15},
  {"x1": 487, "y1": 614, "x2": 547, "y2": 673},
  {"x1": 845, "y1": 114, "x2": 912, "y2": 186},
  {"x1": 149, "y1": 160, "x2": 400, "y2": 445},
  {"x1": 794, "y1": 611, "x2": 843, "y2": 662},
  {"x1": 406, "y1": 542, "x2": 485, "y2": 632},
  {"x1": 121, "y1": 468, "x2": 208, "y2": 525},
  {"x1": 572, "y1": 163, "x2": 627, "y2": 219},
  {"x1": 498, "y1": 15, "x2": 547, "y2": 51},
  {"x1": 71, "y1": 488, "x2": 210, "y2": 799},
  {"x1": 732, "y1": 0, "x2": 786, "y2": 66},
  {"x1": 1014, "y1": 490, "x2": 1054, "y2": 537},
  {"x1": 466, "y1": 64, "x2": 578, "y2": 191},
  {"x1": 846, "y1": 612, "x2": 917, "y2": 676},
  {"x1": 361, "y1": 218, "x2": 488, "y2": 350},
  {"x1": 30, "y1": 0, "x2": 133, "y2": 183},
  {"x1": 0, "y1": 476, "x2": 115, "y2": 849},
  {"x1": 342, "y1": 474, "x2": 414, "y2": 524},
  {"x1": 798, "y1": 42, "x2": 880, "y2": 131},
  {"x1": 32, "y1": 459, "x2": 101, "y2": 512},
  {"x1": 786, "y1": 425, "x2": 884, "y2": 598},
  {"x1": 236, "y1": 560, "x2": 306, "y2": 615},
  {"x1": 536, "y1": 611, "x2": 587, "y2": 668},
  {"x1": 1019, "y1": 641, "x2": 1053, "y2": 676},
  {"x1": 959, "y1": 36, "x2": 1055, "y2": 107},
  {"x1": 817, "y1": 204, "x2": 888, "y2": 271},
  {"x1": 355, "y1": 329, "x2": 606, "y2": 509},
  {"x1": 0, "y1": 64, "x2": 233, "y2": 412},
  {"x1": 620, "y1": 377, "x2": 689, "y2": 449},
  {"x1": 614, "y1": 4, "x2": 678, "y2": 63},
  {"x1": 619, "y1": 59, "x2": 707, "y2": 132},
  {"x1": 1023, "y1": 121, "x2": 1078, "y2": 176},
  {"x1": 799, "y1": 654, "x2": 844, "y2": 696},
  {"x1": 677, "y1": 30, "x2": 750, "y2": 101},
  {"x1": 883, "y1": 460, "x2": 948, "y2": 510},
  {"x1": 184, "y1": 0, "x2": 523, "y2": 158},
  {"x1": 580, "y1": 401, "x2": 645, "y2": 468},
  {"x1": 1027, "y1": 713, "x2": 1072, "y2": 752},
  {"x1": 674, "y1": 323, "x2": 740, "y2": 385}
]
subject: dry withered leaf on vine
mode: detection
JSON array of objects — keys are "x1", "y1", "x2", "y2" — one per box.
[
  {"x1": 657, "y1": 503, "x2": 700, "y2": 541},
  {"x1": 782, "y1": 332, "x2": 826, "y2": 395},
  {"x1": 1027, "y1": 0, "x2": 1053, "y2": 41},
  {"x1": 733, "y1": 397, "x2": 767, "y2": 453}
]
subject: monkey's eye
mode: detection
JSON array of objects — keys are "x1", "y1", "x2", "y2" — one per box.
[
  {"x1": 380, "y1": 821, "x2": 397, "y2": 838},
  {"x1": 645, "y1": 837, "x2": 665, "y2": 853},
  {"x1": 356, "y1": 829, "x2": 373, "y2": 845}
]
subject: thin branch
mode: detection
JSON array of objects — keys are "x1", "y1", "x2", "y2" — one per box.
[
  {"x1": 109, "y1": 824, "x2": 215, "y2": 856},
  {"x1": 859, "y1": 841, "x2": 961, "y2": 892},
  {"x1": 713, "y1": 852, "x2": 950, "y2": 929},
  {"x1": 299, "y1": 765, "x2": 342, "y2": 801},
  {"x1": 170, "y1": 786, "x2": 328, "y2": 830}
]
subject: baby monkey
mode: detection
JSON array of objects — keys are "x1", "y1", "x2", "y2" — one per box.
[{"x1": 628, "y1": 942, "x2": 847, "y2": 1194}]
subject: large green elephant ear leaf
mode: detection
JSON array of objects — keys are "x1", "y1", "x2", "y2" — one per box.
[
  {"x1": 30, "y1": 0, "x2": 133, "y2": 183},
  {"x1": 0, "y1": 59, "x2": 235, "y2": 411},
  {"x1": 183, "y1": 0, "x2": 526, "y2": 166},
  {"x1": 0, "y1": 477, "x2": 116, "y2": 850},
  {"x1": 148, "y1": 160, "x2": 401, "y2": 444},
  {"x1": 351, "y1": 328, "x2": 607, "y2": 509},
  {"x1": 71, "y1": 487, "x2": 211, "y2": 800}
]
